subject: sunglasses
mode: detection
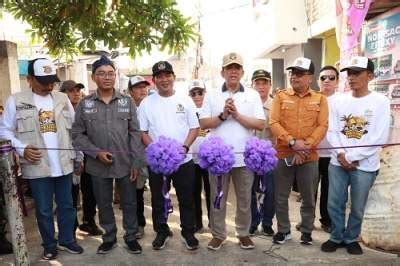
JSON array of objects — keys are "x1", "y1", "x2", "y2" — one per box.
[
  {"x1": 190, "y1": 91, "x2": 204, "y2": 97},
  {"x1": 320, "y1": 75, "x2": 337, "y2": 81}
]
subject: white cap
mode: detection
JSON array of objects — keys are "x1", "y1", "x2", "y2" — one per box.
[
  {"x1": 188, "y1": 79, "x2": 206, "y2": 91},
  {"x1": 28, "y1": 58, "x2": 60, "y2": 84},
  {"x1": 128, "y1": 75, "x2": 150, "y2": 88},
  {"x1": 286, "y1": 57, "x2": 315, "y2": 73}
]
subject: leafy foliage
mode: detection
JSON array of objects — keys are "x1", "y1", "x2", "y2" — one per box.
[{"x1": 4, "y1": 0, "x2": 196, "y2": 59}]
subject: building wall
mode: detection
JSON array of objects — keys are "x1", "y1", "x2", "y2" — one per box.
[{"x1": 323, "y1": 31, "x2": 340, "y2": 66}]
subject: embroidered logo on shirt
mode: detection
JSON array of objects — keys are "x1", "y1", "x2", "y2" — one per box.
[
  {"x1": 176, "y1": 103, "x2": 185, "y2": 113},
  {"x1": 340, "y1": 114, "x2": 369, "y2": 139},
  {"x1": 84, "y1": 100, "x2": 95, "y2": 108},
  {"x1": 118, "y1": 98, "x2": 128, "y2": 107},
  {"x1": 38, "y1": 109, "x2": 57, "y2": 133},
  {"x1": 16, "y1": 103, "x2": 35, "y2": 110}
]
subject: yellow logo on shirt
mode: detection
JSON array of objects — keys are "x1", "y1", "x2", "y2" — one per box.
[
  {"x1": 38, "y1": 109, "x2": 57, "y2": 133},
  {"x1": 340, "y1": 114, "x2": 368, "y2": 139}
]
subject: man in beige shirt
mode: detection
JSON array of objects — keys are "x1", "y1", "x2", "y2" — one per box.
[{"x1": 249, "y1": 69, "x2": 275, "y2": 237}]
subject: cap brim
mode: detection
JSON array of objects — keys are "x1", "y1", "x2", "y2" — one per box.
[
  {"x1": 35, "y1": 75, "x2": 60, "y2": 85},
  {"x1": 286, "y1": 66, "x2": 308, "y2": 72},
  {"x1": 189, "y1": 87, "x2": 205, "y2": 91},
  {"x1": 152, "y1": 70, "x2": 174, "y2": 77},
  {"x1": 252, "y1": 75, "x2": 271, "y2": 81},
  {"x1": 222, "y1": 61, "x2": 243, "y2": 68},
  {"x1": 129, "y1": 81, "x2": 150, "y2": 88},
  {"x1": 340, "y1": 67, "x2": 367, "y2": 72}
]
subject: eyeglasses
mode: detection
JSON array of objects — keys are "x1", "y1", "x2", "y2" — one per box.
[
  {"x1": 190, "y1": 91, "x2": 204, "y2": 97},
  {"x1": 288, "y1": 70, "x2": 312, "y2": 77},
  {"x1": 95, "y1": 72, "x2": 116, "y2": 79},
  {"x1": 320, "y1": 75, "x2": 337, "y2": 81}
]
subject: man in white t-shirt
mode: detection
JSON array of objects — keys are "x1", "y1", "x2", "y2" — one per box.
[
  {"x1": 0, "y1": 58, "x2": 83, "y2": 260},
  {"x1": 187, "y1": 79, "x2": 211, "y2": 232},
  {"x1": 138, "y1": 61, "x2": 200, "y2": 251},
  {"x1": 199, "y1": 52, "x2": 265, "y2": 250},
  {"x1": 321, "y1": 56, "x2": 390, "y2": 255}
]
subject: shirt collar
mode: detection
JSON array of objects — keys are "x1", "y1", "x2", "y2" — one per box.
[
  {"x1": 221, "y1": 83, "x2": 244, "y2": 93},
  {"x1": 287, "y1": 87, "x2": 313, "y2": 97},
  {"x1": 93, "y1": 89, "x2": 122, "y2": 101}
]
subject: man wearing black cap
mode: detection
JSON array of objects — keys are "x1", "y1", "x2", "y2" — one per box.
[
  {"x1": 269, "y1": 57, "x2": 329, "y2": 245},
  {"x1": 321, "y1": 56, "x2": 390, "y2": 255},
  {"x1": 249, "y1": 69, "x2": 275, "y2": 237},
  {"x1": 72, "y1": 55, "x2": 145, "y2": 254},
  {"x1": 60, "y1": 80, "x2": 102, "y2": 237},
  {"x1": 138, "y1": 61, "x2": 200, "y2": 250},
  {"x1": 0, "y1": 58, "x2": 84, "y2": 260}
]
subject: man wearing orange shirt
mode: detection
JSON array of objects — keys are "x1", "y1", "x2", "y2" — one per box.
[{"x1": 269, "y1": 57, "x2": 328, "y2": 245}]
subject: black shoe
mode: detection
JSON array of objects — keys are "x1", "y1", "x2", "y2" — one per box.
[
  {"x1": 97, "y1": 239, "x2": 117, "y2": 254},
  {"x1": 346, "y1": 241, "x2": 363, "y2": 255},
  {"x1": 181, "y1": 233, "x2": 199, "y2": 250},
  {"x1": 321, "y1": 224, "x2": 332, "y2": 233},
  {"x1": 300, "y1": 232, "x2": 312, "y2": 245},
  {"x1": 152, "y1": 231, "x2": 173, "y2": 250},
  {"x1": 79, "y1": 223, "x2": 103, "y2": 236},
  {"x1": 58, "y1": 242, "x2": 84, "y2": 254},
  {"x1": 273, "y1": 232, "x2": 291, "y2": 244},
  {"x1": 0, "y1": 238, "x2": 13, "y2": 255},
  {"x1": 42, "y1": 247, "x2": 57, "y2": 260},
  {"x1": 125, "y1": 239, "x2": 142, "y2": 254},
  {"x1": 249, "y1": 226, "x2": 257, "y2": 236},
  {"x1": 262, "y1": 226, "x2": 274, "y2": 236},
  {"x1": 321, "y1": 240, "x2": 345, "y2": 252}
]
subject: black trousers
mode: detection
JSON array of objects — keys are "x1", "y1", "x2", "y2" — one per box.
[
  {"x1": 80, "y1": 171, "x2": 97, "y2": 225},
  {"x1": 149, "y1": 160, "x2": 196, "y2": 236},
  {"x1": 318, "y1": 157, "x2": 331, "y2": 226},
  {"x1": 136, "y1": 188, "x2": 146, "y2": 227},
  {"x1": 193, "y1": 164, "x2": 210, "y2": 229},
  {"x1": 72, "y1": 183, "x2": 80, "y2": 231}
]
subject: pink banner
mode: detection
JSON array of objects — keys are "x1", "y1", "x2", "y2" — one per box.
[{"x1": 336, "y1": 0, "x2": 372, "y2": 91}]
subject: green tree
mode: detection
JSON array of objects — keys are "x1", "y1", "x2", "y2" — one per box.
[{"x1": 3, "y1": 0, "x2": 196, "y2": 59}]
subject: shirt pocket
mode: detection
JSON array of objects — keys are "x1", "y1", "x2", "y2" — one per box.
[
  {"x1": 16, "y1": 110, "x2": 36, "y2": 133},
  {"x1": 116, "y1": 112, "x2": 131, "y2": 132},
  {"x1": 304, "y1": 103, "x2": 320, "y2": 126}
]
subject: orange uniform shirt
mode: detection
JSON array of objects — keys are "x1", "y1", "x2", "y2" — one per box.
[{"x1": 269, "y1": 87, "x2": 328, "y2": 161}]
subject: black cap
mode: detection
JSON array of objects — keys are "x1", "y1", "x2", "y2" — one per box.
[
  {"x1": 152, "y1": 61, "x2": 174, "y2": 77},
  {"x1": 340, "y1": 56, "x2": 375, "y2": 73},
  {"x1": 286, "y1": 57, "x2": 315, "y2": 74},
  {"x1": 28, "y1": 58, "x2": 60, "y2": 85},
  {"x1": 92, "y1": 55, "x2": 115, "y2": 73},
  {"x1": 60, "y1": 80, "x2": 84, "y2": 92},
  {"x1": 251, "y1": 69, "x2": 271, "y2": 81}
]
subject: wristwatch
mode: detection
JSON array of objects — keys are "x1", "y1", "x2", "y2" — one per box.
[
  {"x1": 182, "y1": 145, "x2": 190, "y2": 153},
  {"x1": 218, "y1": 112, "x2": 227, "y2": 121},
  {"x1": 288, "y1": 138, "x2": 296, "y2": 148}
]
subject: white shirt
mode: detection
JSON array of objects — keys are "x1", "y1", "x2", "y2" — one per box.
[
  {"x1": 199, "y1": 86, "x2": 265, "y2": 167},
  {"x1": 327, "y1": 91, "x2": 390, "y2": 172},
  {"x1": 138, "y1": 91, "x2": 199, "y2": 163},
  {"x1": 318, "y1": 93, "x2": 339, "y2": 158},
  {"x1": 0, "y1": 93, "x2": 75, "y2": 177}
]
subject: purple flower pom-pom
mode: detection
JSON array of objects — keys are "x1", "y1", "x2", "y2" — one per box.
[
  {"x1": 198, "y1": 136, "x2": 235, "y2": 175},
  {"x1": 244, "y1": 137, "x2": 278, "y2": 175},
  {"x1": 146, "y1": 136, "x2": 185, "y2": 176}
]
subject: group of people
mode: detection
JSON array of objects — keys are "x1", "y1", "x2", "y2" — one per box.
[{"x1": 0, "y1": 52, "x2": 389, "y2": 260}]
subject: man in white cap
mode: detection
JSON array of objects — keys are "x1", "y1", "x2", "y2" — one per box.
[
  {"x1": 127, "y1": 75, "x2": 150, "y2": 239},
  {"x1": 0, "y1": 58, "x2": 84, "y2": 260},
  {"x1": 187, "y1": 79, "x2": 211, "y2": 232},
  {"x1": 199, "y1": 52, "x2": 265, "y2": 250},
  {"x1": 321, "y1": 56, "x2": 390, "y2": 255},
  {"x1": 269, "y1": 57, "x2": 328, "y2": 246}
]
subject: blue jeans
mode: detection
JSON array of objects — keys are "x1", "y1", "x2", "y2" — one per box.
[
  {"x1": 251, "y1": 172, "x2": 275, "y2": 228},
  {"x1": 328, "y1": 164, "x2": 377, "y2": 244},
  {"x1": 29, "y1": 174, "x2": 76, "y2": 249}
]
